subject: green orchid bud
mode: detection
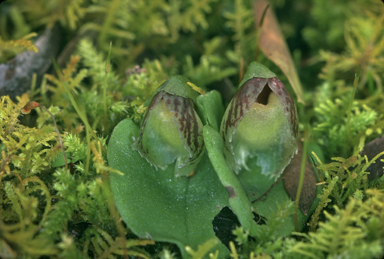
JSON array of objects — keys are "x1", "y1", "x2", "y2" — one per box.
[
  {"x1": 133, "y1": 75, "x2": 205, "y2": 177},
  {"x1": 220, "y1": 62, "x2": 298, "y2": 179}
]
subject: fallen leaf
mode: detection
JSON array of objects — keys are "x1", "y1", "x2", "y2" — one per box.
[
  {"x1": 253, "y1": 0, "x2": 305, "y2": 104},
  {"x1": 283, "y1": 141, "x2": 317, "y2": 215},
  {"x1": 21, "y1": 101, "x2": 40, "y2": 114},
  {"x1": 360, "y1": 134, "x2": 384, "y2": 181}
]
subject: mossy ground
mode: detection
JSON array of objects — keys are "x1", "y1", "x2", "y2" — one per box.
[{"x1": 1, "y1": 0, "x2": 384, "y2": 258}]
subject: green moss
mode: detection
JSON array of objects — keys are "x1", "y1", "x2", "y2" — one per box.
[{"x1": 1, "y1": 0, "x2": 384, "y2": 258}]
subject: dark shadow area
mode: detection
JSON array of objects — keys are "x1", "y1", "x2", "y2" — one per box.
[{"x1": 213, "y1": 206, "x2": 266, "y2": 249}]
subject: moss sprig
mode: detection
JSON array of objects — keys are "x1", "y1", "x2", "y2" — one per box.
[
  {"x1": 319, "y1": 9, "x2": 384, "y2": 92},
  {"x1": 224, "y1": 0, "x2": 256, "y2": 66},
  {"x1": 0, "y1": 96, "x2": 59, "y2": 178},
  {"x1": 313, "y1": 83, "x2": 378, "y2": 158},
  {"x1": 183, "y1": 37, "x2": 237, "y2": 87},
  {"x1": 292, "y1": 189, "x2": 384, "y2": 259},
  {"x1": 19, "y1": 0, "x2": 86, "y2": 29},
  {"x1": 0, "y1": 32, "x2": 37, "y2": 62}
]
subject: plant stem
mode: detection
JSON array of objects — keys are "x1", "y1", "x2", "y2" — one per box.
[
  {"x1": 103, "y1": 42, "x2": 112, "y2": 132},
  {"x1": 203, "y1": 125, "x2": 259, "y2": 236},
  {"x1": 346, "y1": 66, "x2": 361, "y2": 144},
  {"x1": 40, "y1": 105, "x2": 68, "y2": 171},
  {"x1": 294, "y1": 125, "x2": 309, "y2": 232}
]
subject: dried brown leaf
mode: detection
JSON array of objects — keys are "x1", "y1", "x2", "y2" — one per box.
[
  {"x1": 21, "y1": 101, "x2": 40, "y2": 114},
  {"x1": 253, "y1": 0, "x2": 305, "y2": 104},
  {"x1": 360, "y1": 134, "x2": 384, "y2": 181},
  {"x1": 283, "y1": 142, "x2": 317, "y2": 215}
]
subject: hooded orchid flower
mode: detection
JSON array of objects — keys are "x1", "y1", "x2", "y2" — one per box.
[
  {"x1": 133, "y1": 75, "x2": 205, "y2": 177},
  {"x1": 220, "y1": 62, "x2": 298, "y2": 179}
]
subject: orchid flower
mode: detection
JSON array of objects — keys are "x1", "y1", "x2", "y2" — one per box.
[
  {"x1": 133, "y1": 75, "x2": 205, "y2": 177},
  {"x1": 220, "y1": 62, "x2": 298, "y2": 179}
]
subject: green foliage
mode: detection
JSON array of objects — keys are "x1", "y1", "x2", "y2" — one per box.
[
  {"x1": 0, "y1": 96, "x2": 59, "y2": 178},
  {"x1": 43, "y1": 168, "x2": 80, "y2": 238},
  {"x1": 302, "y1": 0, "x2": 382, "y2": 52},
  {"x1": 42, "y1": 43, "x2": 130, "y2": 134},
  {"x1": 108, "y1": 118, "x2": 230, "y2": 258},
  {"x1": 312, "y1": 83, "x2": 380, "y2": 158},
  {"x1": 0, "y1": 105, "x2": 152, "y2": 258},
  {"x1": 224, "y1": 0, "x2": 256, "y2": 66},
  {"x1": 0, "y1": 32, "x2": 37, "y2": 62},
  {"x1": 183, "y1": 37, "x2": 237, "y2": 87},
  {"x1": 0, "y1": 5, "x2": 31, "y2": 40},
  {"x1": 316, "y1": 156, "x2": 369, "y2": 207},
  {"x1": 80, "y1": 0, "x2": 218, "y2": 70},
  {"x1": 292, "y1": 189, "x2": 384, "y2": 259},
  {"x1": 319, "y1": 9, "x2": 384, "y2": 92},
  {"x1": 18, "y1": 0, "x2": 86, "y2": 29},
  {"x1": 0, "y1": 46, "x2": 157, "y2": 258},
  {"x1": 121, "y1": 59, "x2": 170, "y2": 122},
  {"x1": 1, "y1": 0, "x2": 384, "y2": 258},
  {"x1": 62, "y1": 133, "x2": 87, "y2": 163},
  {"x1": 1, "y1": 178, "x2": 62, "y2": 257},
  {"x1": 76, "y1": 39, "x2": 119, "y2": 87},
  {"x1": 308, "y1": 176, "x2": 338, "y2": 232},
  {"x1": 223, "y1": 189, "x2": 384, "y2": 259},
  {"x1": 255, "y1": 201, "x2": 297, "y2": 242},
  {"x1": 307, "y1": 145, "x2": 384, "y2": 230},
  {"x1": 214, "y1": 204, "x2": 300, "y2": 258},
  {"x1": 185, "y1": 238, "x2": 221, "y2": 259}
]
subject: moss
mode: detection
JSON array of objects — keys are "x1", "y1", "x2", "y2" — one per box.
[{"x1": 1, "y1": 0, "x2": 384, "y2": 258}]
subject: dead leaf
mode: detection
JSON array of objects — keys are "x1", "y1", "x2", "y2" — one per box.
[
  {"x1": 21, "y1": 101, "x2": 40, "y2": 114},
  {"x1": 283, "y1": 141, "x2": 317, "y2": 215},
  {"x1": 253, "y1": 0, "x2": 305, "y2": 104},
  {"x1": 360, "y1": 134, "x2": 384, "y2": 181}
]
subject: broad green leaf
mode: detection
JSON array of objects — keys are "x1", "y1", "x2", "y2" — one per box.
[{"x1": 108, "y1": 119, "x2": 229, "y2": 258}]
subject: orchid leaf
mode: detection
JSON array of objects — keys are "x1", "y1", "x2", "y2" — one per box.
[{"x1": 108, "y1": 119, "x2": 229, "y2": 258}]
